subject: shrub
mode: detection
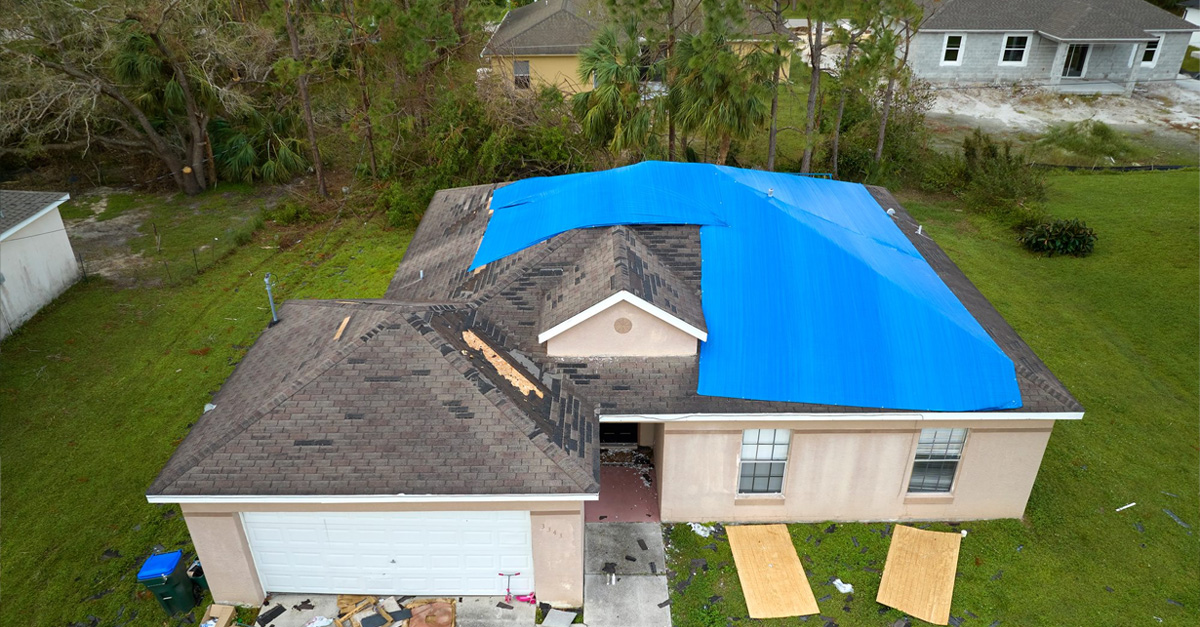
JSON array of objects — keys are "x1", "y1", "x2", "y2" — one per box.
[
  {"x1": 919, "y1": 129, "x2": 1050, "y2": 232},
  {"x1": 1019, "y1": 218, "x2": 1098, "y2": 257},
  {"x1": 265, "y1": 201, "x2": 317, "y2": 226},
  {"x1": 376, "y1": 180, "x2": 433, "y2": 229},
  {"x1": 1037, "y1": 119, "x2": 1136, "y2": 161}
]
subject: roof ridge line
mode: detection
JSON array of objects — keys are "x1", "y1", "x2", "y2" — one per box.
[{"x1": 150, "y1": 320, "x2": 388, "y2": 494}]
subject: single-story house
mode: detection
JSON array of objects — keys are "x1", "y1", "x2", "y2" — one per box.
[
  {"x1": 481, "y1": 0, "x2": 791, "y2": 94},
  {"x1": 0, "y1": 190, "x2": 77, "y2": 339},
  {"x1": 1182, "y1": 0, "x2": 1200, "y2": 47},
  {"x1": 147, "y1": 163, "x2": 1082, "y2": 609},
  {"x1": 910, "y1": 0, "x2": 1199, "y2": 94}
]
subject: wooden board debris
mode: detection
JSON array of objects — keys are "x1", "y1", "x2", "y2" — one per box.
[
  {"x1": 726, "y1": 524, "x2": 820, "y2": 618},
  {"x1": 334, "y1": 315, "x2": 352, "y2": 341},
  {"x1": 876, "y1": 525, "x2": 962, "y2": 626},
  {"x1": 462, "y1": 330, "x2": 544, "y2": 398}
]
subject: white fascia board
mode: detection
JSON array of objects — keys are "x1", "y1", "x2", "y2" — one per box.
[
  {"x1": 599, "y1": 411, "x2": 1084, "y2": 422},
  {"x1": 147, "y1": 492, "x2": 599, "y2": 505},
  {"x1": 537, "y1": 289, "x2": 708, "y2": 344},
  {"x1": 0, "y1": 194, "x2": 70, "y2": 241}
]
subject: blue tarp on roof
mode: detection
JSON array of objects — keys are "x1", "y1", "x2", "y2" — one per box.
[{"x1": 471, "y1": 162, "x2": 1021, "y2": 411}]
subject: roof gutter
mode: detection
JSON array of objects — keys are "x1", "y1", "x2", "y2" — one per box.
[
  {"x1": 600, "y1": 411, "x2": 1084, "y2": 422},
  {"x1": 146, "y1": 492, "x2": 599, "y2": 504},
  {"x1": 0, "y1": 194, "x2": 70, "y2": 241}
]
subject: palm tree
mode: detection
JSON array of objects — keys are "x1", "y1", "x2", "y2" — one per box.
[
  {"x1": 671, "y1": 12, "x2": 775, "y2": 165},
  {"x1": 572, "y1": 21, "x2": 659, "y2": 160}
]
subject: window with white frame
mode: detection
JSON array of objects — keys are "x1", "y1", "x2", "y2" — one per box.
[
  {"x1": 1000, "y1": 35, "x2": 1029, "y2": 65},
  {"x1": 738, "y1": 429, "x2": 790, "y2": 494},
  {"x1": 941, "y1": 34, "x2": 964, "y2": 65},
  {"x1": 1141, "y1": 37, "x2": 1161, "y2": 67},
  {"x1": 907, "y1": 428, "x2": 967, "y2": 493},
  {"x1": 513, "y1": 60, "x2": 531, "y2": 89}
]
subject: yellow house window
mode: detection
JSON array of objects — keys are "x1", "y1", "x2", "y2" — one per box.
[{"x1": 514, "y1": 60, "x2": 531, "y2": 89}]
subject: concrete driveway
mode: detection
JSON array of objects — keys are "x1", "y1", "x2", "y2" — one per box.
[{"x1": 584, "y1": 523, "x2": 672, "y2": 627}]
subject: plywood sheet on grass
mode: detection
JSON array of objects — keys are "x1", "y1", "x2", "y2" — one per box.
[
  {"x1": 876, "y1": 525, "x2": 962, "y2": 625},
  {"x1": 726, "y1": 524, "x2": 819, "y2": 618}
]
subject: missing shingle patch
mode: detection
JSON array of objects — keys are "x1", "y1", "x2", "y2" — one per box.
[
  {"x1": 461, "y1": 330, "x2": 544, "y2": 398},
  {"x1": 294, "y1": 439, "x2": 333, "y2": 446}
]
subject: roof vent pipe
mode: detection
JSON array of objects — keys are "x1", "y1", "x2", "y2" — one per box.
[
  {"x1": 768, "y1": 188, "x2": 774, "y2": 197},
  {"x1": 264, "y1": 272, "x2": 280, "y2": 327},
  {"x1": 886, "y1": 208, "x2": 896, "y2": 216}
]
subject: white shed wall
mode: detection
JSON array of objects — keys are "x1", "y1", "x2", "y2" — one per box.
[{"x1": 0, "y1": 209, "x2": 79, "y2": 338}]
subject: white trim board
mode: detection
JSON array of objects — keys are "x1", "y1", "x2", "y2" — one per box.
[
  {"x1": 537, "y1": 289, "x2": 708, "y2": 344},
  {"x1": 0, "y1": 194, "x2": 70, "y2": 241},
  {"x1": 147, "y1": 492, "x2": 599, "y2": 504},
  {"x1": 599, "y1": 411, "x2": 1083, "y2": 423}
]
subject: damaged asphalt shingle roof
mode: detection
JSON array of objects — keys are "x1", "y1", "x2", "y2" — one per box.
[{"x1": 151, "y1": 178, "x2": 1080, "y2": 498}]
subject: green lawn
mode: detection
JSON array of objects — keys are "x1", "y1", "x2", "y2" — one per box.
[
  {"x1": 1183, "y1": 46, "x2": 1199, "y2": 74},
  {"x1": 0, "y1": 188, "x2": 411, "y2": 627},
  {"x1": 666, "y1": 170, "x2": 1200, "y2": 625}
]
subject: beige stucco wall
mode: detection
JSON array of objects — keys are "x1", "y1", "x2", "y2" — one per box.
[
  {"x1": 183, "y1": 511, "x2": 265, "y2": 606},
  {"x1": 0, "y1": 208, "x2": 79, "y2": 338},
  {"x1": 179, "y1": 500, "x2": 586, "y2": 607},
  {"x1": 655, "y1": 419, "x2": 1055, "y2": 523},
  {"x1": 489, "y1": 55, "x2": 593, "y2": 94},
  {"x1": 546, "y1": 300, "x2": 699, "y2": 357}
]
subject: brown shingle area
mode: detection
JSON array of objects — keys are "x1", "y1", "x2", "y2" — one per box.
[
  {"x1": 0, "y1": 190, "x2": 69, "y2": 236},
  {"x1": 388, "y1": 182, "x2": 1079, "y2": 416},
  {"x1": 539, "y1": 226, "x2": 706, "y2": 333},
  {"x1": 148, "y1": 299, "x2": 597, "y2": 497}
]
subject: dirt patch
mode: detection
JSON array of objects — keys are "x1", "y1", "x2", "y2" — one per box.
[
  {"x1": 929, "y1": 81, "x2": 1200, "y2": 137},
  {"x1": 65, "y1": 191, "x2": 151, "y2": 286}
]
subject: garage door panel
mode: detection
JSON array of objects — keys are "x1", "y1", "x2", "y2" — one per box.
[{"x1": 243, "y1": 511, "x2": 534, "y2": 595}]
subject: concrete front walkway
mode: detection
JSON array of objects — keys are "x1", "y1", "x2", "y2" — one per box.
[
  {"x1": 584, "y1": 523, "x2": 672, "y2": 627},
  {"x1": 585, "y1": 466, "x2": 661, "y2": 523}
]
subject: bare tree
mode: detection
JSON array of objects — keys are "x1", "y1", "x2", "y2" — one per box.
[
  {"x1": 873, "y1": 0, "x2": 920, "y2": 163},
  {"x1": 284, "y1": 0, "x2": 328, "y2": 197},
  {"x1": 796, "y1": 0, "x2": 844, "y2": 173},
  {"x1": 1, "y1": 0, "x2": 279, "y2": 194}
]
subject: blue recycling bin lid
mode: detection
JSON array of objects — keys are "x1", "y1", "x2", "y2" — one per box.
[{"x1": 137, "y1": 550, "x2": 183, "y2": 581}]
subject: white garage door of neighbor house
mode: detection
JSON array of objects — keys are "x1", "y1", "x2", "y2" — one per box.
[{"x1": 242, "y1": 511, "x2": 534, "y2": 596}]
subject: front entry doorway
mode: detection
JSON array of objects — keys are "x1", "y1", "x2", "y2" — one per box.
[
  {"x1": 599, "y1": 422, "x2": 639, "y2": 446},
  {"x1": 1062, "y1": 44, "x2": 1089, "y2": 78}
]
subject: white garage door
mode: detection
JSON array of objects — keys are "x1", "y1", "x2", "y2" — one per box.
[{"x1": 242, "y1": 511, "x2": 534, "y2": 595}]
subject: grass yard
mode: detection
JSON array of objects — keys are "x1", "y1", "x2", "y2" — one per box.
[
  {"x1": 665, "y1": 170, "x2": 1200, "y2": 625},
  {"x1": 0, "y1": 187, "x2": 411, "y2": 627},
  {"x1": 1183, "y1": 46, "x2": 1199, "y2": 74}
]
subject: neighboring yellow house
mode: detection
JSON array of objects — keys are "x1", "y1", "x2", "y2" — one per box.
[
  {"x1": 482, "y1": 0, "x2": 791, "y2": 95},
  {"x1": 482, "y1": 0, "x2": 603, "y2": 94}
]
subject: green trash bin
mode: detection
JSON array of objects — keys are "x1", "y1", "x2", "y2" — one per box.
[
  {"x1": 137, "y1": 551, "x2": 197, "y2": 616},
  {"x1": 187, "y1": 560, "x2": 208, "y2": 593}
]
